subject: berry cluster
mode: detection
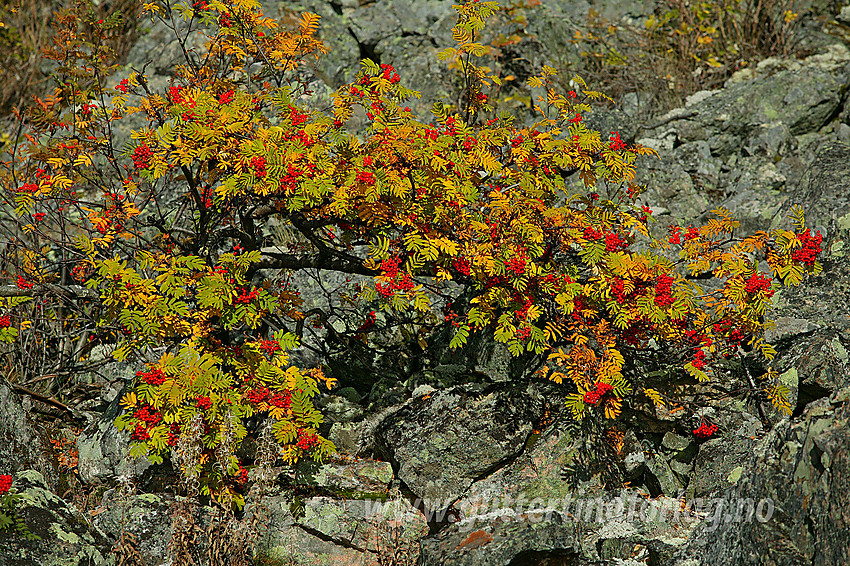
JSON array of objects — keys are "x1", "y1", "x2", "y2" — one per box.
[
  {"x1": 0, "y1": 474, "x2": 12, "y2": 494},
  {"x1": 137, "y1": 367, "x2": 167, "y2": 386},
  {"x1": 691, "y1": 348, "x2": 707, "y2": 370},
  {"x1": 744, "y1": 273, "x2": 773, "y2": 297},
  {"x1": 218, "y1": 90, "x2": 234, "y2": 105},
  {"x1": 130, "y1": 424, "x2": 149, "y2": 442},
  {"x1": 583, "y1": 382, "x2": 614, "y2": 405},
  {"x1": 376, "y1": 257, "x2": 415, "y2": 297},
  {"x1": 167, "y1": 423, "x2": 180, "y2": 447},
  {"x1": 583, "y1": 226, "x2": 604, "y2": 241},
  {"x1": 356, "y1": 170, "x2": 375, "y2": 185},
  {"x1": 693, "y1": 421, "x2": 718, "y2": 439},
  {"x1": 668, "y1": 225, "x2": 700, "y2": 244},
  {"x1": 245, "y1": 387, "x2": 271, "y2": 404},
  {"x1": 605, "y1": 232, "x2": 627, "y2": 252},
  {"x1": 608, "y1": 131, "x2": 626, "y2": 151},
  {"x1": 654, "y1": 274, "x2": 675, "y2": 307},
  {"x1": 134, "y1": 405, "x2": 162, "y2": 427},
  {"x1": 132, "y1": 144, "x2": 153, "y2": 169},
  {"x1": 713, "y1": 318, "x2": 745, "y2": 350},
  {"x1": 609, "y1": 278, "x2": 627, "y2": 304},
  {"x1": 115, "y1": 79, "x2": 129, "y2": 93},
  {"x1": 256, "y1": 340, "x2": 281, "y2": 354},
  {"x1": 296, "y1": 430, "x2": 319, "y2": 451},
  {"x1": 0, "y1": 315, "x2": 10, "y2": 329},
  {"x1": 379, "y1": 63, "x2": 400, "y2": 84},
  {"x1": 169, "y1": 85, "x2": 184, "y2": 104},
  {"x1": 269, "y1": 391, "x2": 291, "y2": 409},
  {"x1": 792, "y1": 228, "x2": 822, "y2": 266},
  {"x1": 288, "y1": 105, "x2": 309, "y2": 126},
  {"x1": 515, "y1": 326, "x2": 531, "y2": 340},
  {"x1": 233, "y1": 287, "x2": 258, "y2": 304},
  {"x1": 250, "y1": 156, "x2": 267, "y2": 178},
  {"x1": 195, "y1": 396, "x2": 212, "y2": 411},
  {"x1": 505, "y1": 255, "x2": 526, "y2": 275},
  {"x1": 16, "y1": 276, "x2": 33, "y2": 290},
  {"x1": 452, "y1": 257, "x2": 471, "y2": 276}
]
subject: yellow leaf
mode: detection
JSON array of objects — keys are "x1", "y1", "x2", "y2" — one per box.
[{"x1": 121, "y1": 392, "x2": 138, "y2": 409}]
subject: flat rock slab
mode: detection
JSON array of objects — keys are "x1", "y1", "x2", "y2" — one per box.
[{"x1": 375, "y1": 383, "x2": 543, "y2": 507}]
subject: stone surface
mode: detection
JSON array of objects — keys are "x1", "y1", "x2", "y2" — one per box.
[
  {"x1": 91, "y1": 490, "x2": 175, "y2": 566},
  {"x1": 0, "y1": 471, "x2": 112, "y2": 566},
  {"x1": 419, "y1": 491, "x2": 700, "y2": 565},
  {"x1": 375, "y1": 383, "x2": 543, "y2": 507},
  {"x1": 76, "y1": 393, "x2": 150, "y2": 485},
  {"x1": 258, "y1": 492, "x2": 427, "y2": 565},
  {"x1": 0, "y1": 380, "x2": 58, "y2": 492},
  {"x1": 674, "y1": 387, "x2": 850, "y2": 566}
]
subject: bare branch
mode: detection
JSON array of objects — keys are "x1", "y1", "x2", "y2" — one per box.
[{"x1": 0, "y1": 284, "x2": 98, "y2": 299}]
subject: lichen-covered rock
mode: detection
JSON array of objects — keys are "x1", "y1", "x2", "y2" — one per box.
[
  {"x1": 419, "y1": 491, "x2": 700, "y2": 566},
  {"x1": 91, "y1": 490, "x2": 175, "y2": 566},
  {"x1": 0, "y1": 380, "x2": 58, "y2": 492},
  {"x1": 0, "y1": 471, "x2": 113, "y2": 566},
  {"x1": 673, "y1": 386, "x2": 850, "y2": 566},
  {"x1": 454, "y1": 424, "x2": 605, "y2": 515},
  {"x1": 293, "y1": 458, "x2": 394, "y2": 493},
  {"x1": 644, "y1": 49, "x2": 850, "y2": 148},
  {"x1": 375, "y1": 383, "x2": 543, "y2": 507},
  {"x1": 76, "y1": 393, "x2": 150, "y2": 485},
  {"x1": 792, "y1": 141, "x2": 850, "y2": 237},
  {"x1": 258, "y1": 492, "x2": 427, "y2": 565},
  {"x1": 687, "y1": 411, "x2": 763, "y2": 499}
]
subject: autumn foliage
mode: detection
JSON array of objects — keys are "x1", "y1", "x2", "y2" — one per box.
[{"x1": 0, "y1": 0, "x2": 821, "y2": 507}]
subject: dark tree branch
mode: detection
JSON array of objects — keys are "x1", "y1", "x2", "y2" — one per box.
[
  {"x1": 0, "y1": 284, "x2": 98, "y2": 299},
  {"x1": 254, "y1": 251, "x2": 375, "y2": 276}
]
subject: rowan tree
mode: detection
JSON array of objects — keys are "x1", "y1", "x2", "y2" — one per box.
[{"x1": 0, "y1": 0, "x2": 821, "y2": 507}]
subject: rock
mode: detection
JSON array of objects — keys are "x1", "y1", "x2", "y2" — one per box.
[
  {"x1": 622, "y1": 433, "x2": 647, "y2": 479},
  {"x1": 634, "y1": 53, "x2": 850, "y2": 234},
  {"x1": 635, "y1": 153, "x2": 710, "y2": 223},
  {"x1": 645, "y1": 452, "x2": 683, "y2": 496},
  {"x1": 375, "y1": 383, "x2": 543, "y2": 508},
  {"x1": 317, "y1": 393, "x2": 365, "y2": 424},
  {"x1": 293, "y1": 458, "x2": 394, "y2": 493},
  {"x1": 0, "y1": 470, "x2": 113, "y2": 566},
  {"x1": 258, "y1": 491, "x2": 427, "y2": 564},
  {"x1": 328, "y1": 421, "x2": 361, "y2": 455},
  {"x1": 661, "y1": 432, "x2": 692, "y2": 454},
  {"x1": 763, "y1": 316, "x2": 820, "y2": 344},
  {"x1": 456, "y1": 425, "x2": 604, "y2": 516},
  {"x1": 419, "y1": 490, "x2": 701, "y2": 565},
  {"x1": 674, "y1": 386, "x2": 850, "y2": 566},
  {"x1": 767, "y1": 238, "x2": 850, "y2": 408},
  {"x1": 91, "y1": 490, "x2": 176, "y2": 566},
  {"x1": 76, "y1": 394, "x2": 150, "y2": 485},
  {"x1": 792, "y1": 141, "x2": 850, "y2": 239},
  {"x1": 688, "y1": 411, "x2": 763, "y2": 499},
  {"x1": 0, "y1": 380, "x2": 58, "y2": 492}
]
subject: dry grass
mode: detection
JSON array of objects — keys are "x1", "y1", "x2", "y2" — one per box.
[
  {"x1": 559, "y1": 0, "x2": 805, "y2": 115},
  {"x1": 0, "y1": 0, "x2": 142, "y2": 116}
]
